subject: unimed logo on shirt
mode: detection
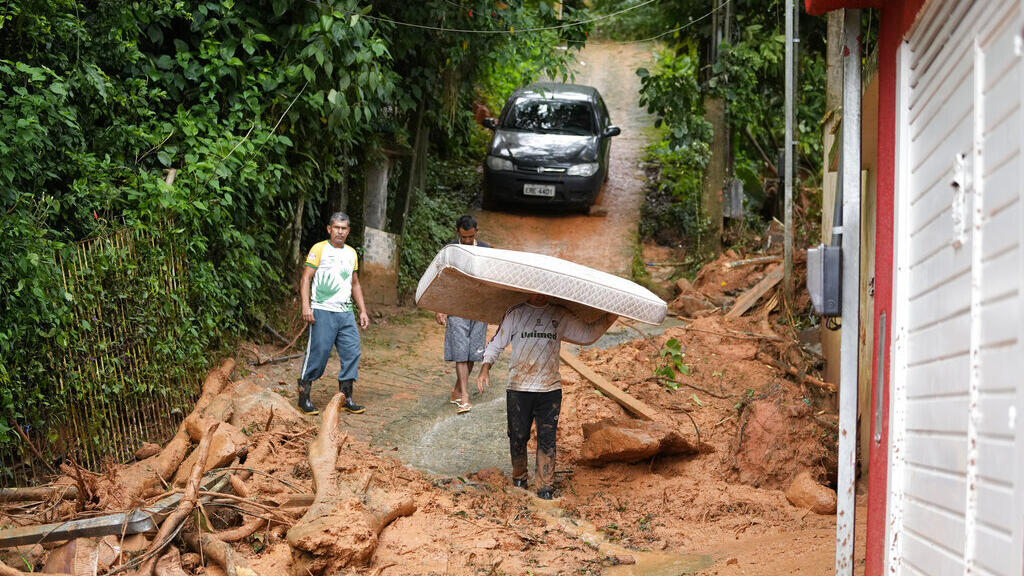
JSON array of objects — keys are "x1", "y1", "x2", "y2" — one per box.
[{"x1": 520, "y1": 331, "x2": 557, "y2": 340}]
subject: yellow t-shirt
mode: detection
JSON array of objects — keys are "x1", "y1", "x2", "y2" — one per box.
[{"x1": 305, "y1": 241, "x2": 358, "y2": 312}]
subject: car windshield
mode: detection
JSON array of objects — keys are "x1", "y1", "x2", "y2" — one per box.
[{"x1": 502, "y1": 98, "x2": 594, "y2": 135}]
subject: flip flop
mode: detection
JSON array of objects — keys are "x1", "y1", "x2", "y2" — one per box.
[{"x1": 455, "y1": 400, "x2": 472, "y2": 414}]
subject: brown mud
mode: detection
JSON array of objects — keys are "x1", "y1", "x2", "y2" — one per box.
[{"x1": 0, "y1": 42, "x2": 864, "y2": 575}]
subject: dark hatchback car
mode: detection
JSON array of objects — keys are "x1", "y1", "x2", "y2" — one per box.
[{"x1": 482, "y1": 83, "x2": 620, "y2": 211}]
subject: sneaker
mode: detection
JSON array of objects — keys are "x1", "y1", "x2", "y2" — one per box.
[
  {"x1": 512, "y1": 478, "x2": 528, "y2": 489},
  {"x1": 536, "y1": 488, "x2": 554, "y2": 500}
]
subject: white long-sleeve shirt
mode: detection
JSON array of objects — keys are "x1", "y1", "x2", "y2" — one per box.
[{"x1": 483, "y1": 303, "x2": 615, "y2": 392}]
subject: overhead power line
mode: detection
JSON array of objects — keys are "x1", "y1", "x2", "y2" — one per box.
[
  {"x1": 344, "y1": 0, "x2": 660, "y2": 35},
  {"x1": 615, "y1": 0, "x2": 731, "y2": 45}
]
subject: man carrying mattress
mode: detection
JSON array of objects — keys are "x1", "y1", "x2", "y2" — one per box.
[
  {"x1": 434, "y1": 214, "x2": 490, "y2": 414},
  {"x1": 476, "y1": 293, "x2": 616, "y2": 499}
]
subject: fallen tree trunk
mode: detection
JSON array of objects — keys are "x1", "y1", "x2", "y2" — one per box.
[
  {"x1": 0, "y1": 486, "x2": 78, "y2": 502},
  {"x1": 0, "y1": 474, "x2": 232, "y2": 549},
  {"x1": 286, "y1": 394, "x2": 415, "y2": 575}
]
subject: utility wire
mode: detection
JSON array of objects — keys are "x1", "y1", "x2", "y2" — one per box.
[
  {"x1": 615, "y1": 0, "x2": 731, "y2": 45},
  {"x1": 344, "y1": 0, "x2": 660, "y2": 35}
]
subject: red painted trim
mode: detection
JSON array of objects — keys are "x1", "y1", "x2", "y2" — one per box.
[
  {"x1": 804, "y1": 0, "x2": 882, "y2": 16},
  {"x1": 864, "y1": 1, "x2": 926, "y2": 575}
]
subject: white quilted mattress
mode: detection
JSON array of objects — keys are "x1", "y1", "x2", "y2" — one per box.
[{"x1": 415, "y1": 245, "x2": 667, "y2": 331}]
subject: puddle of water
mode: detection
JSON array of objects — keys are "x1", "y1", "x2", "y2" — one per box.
[
  {"x1": 396, "y1": 394, "x2": 512, "y2": 477},
  {"x1": 528, "y1": 498, "x2": 713, "y2": 576}
]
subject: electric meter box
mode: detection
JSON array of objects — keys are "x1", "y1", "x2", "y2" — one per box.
[{"x1": 807, "y1": 244, "x2": 842, "y2": 317}]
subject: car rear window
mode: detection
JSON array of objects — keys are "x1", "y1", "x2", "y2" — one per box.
[{"x1": 502, "y1": 98, "x2": 595, "y2": 135}]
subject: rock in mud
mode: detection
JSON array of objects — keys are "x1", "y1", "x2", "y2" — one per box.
[
  {"x1": 669, "y1": 294, "x2": 716, "y2": 317},
  {"x1": 608, "y1": 554, "x2": 636, "y2": 565},
  {"x1": 134, "y1": 442, "x2": 161, "y2": 460},
  {"x1": 785, "y1": 470, "x2": 837, "y2": 514},
  {"x1": 735, "y1": 397, "x2": 834, "y2": 490},
  {"x1": 674, "y1": 277, "x2": 694, "y2": 295},
  {"x1": 580, "y1": 419, "x2": 699, "y2": 464},
  {"x1": 231, "y1": 388, "x2": 307, "y2": 430}
]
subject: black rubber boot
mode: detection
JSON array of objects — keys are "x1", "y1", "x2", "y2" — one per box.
[
  {"x1": 339, "y1": 380, "x2": 365, "y2": 414},
  {"x1": 296, "y1": 379, "x2": 319, "y2": 415}
]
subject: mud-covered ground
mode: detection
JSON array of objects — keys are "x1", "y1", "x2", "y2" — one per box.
[
  {"x1": 238, "y1": 40, "x2": 863, "y2": 575},
  {"x1": 1, "y1": 42, "x2": 864, "y2": 576}
]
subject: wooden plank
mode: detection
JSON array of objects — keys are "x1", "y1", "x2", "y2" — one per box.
[
  {"x1": 0, "y1": 473, "x2": 229, "y2": 549},
  {"x1": 723, "y1": 255, "x2": 782, "y2": 269},
  {"x1": 725, "y1": 265, "x2": 783, "y2": 319},
  {"x1": 559, "y1": 346, "x2": 660, "y2": 421}
]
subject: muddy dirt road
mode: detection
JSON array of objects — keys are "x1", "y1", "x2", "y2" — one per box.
[
  {"x1": 256, "y1": 41, "x2": 660, "y2": 477},
  {"x1": 247, "y1": 41, "x2": 864, "y2": 575},
  {"x1": 474, "y1": 42, "x2": 656, "y2": 276}
]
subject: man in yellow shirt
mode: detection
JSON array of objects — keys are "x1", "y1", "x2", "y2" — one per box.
[{"x1": 297, "y1": 212, "x2": 370, "y2": 415}]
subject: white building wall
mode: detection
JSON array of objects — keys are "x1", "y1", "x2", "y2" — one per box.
[{"x1": 888, "y1": 0, "x2": 1023, "y2": 574}]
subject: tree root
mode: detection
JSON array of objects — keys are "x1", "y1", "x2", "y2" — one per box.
[
  {"x1": 287, "y1": 394, "x2": 416, "y2": 574},
  {"x1": 182, "y1": 531, "x2": 256, "y2": 576},
  {"x1": 94, "y1": 360, "x2": 235, "y2": 509},
  {"x1": 134, "y1": 422, "x2": 220, "y2": 576},
  {"x1": 154, "y1": 547, "x2": 189, "y2": 576},
  {"x1": 755, "y1": 352, "x2": 835, "y2": 392},
  {"x1": 214, "y1": 516, "x2": 267, "y2": 543}
]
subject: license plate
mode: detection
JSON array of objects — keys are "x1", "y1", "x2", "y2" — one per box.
[{"x1": 523, "y1": 184, "x2": 556, "y2": 197}]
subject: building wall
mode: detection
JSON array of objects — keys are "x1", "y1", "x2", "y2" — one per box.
[{"x1": 884, "y1": 1, "x2": 1023, "y2": 574}]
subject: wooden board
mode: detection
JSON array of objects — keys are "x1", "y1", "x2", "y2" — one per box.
[
  {"x1": 559, "y1": 346, "x2": 661, "y2": 421},
  {"x1": 725, "y1": 265, "x2": 784, "y2": 319}
]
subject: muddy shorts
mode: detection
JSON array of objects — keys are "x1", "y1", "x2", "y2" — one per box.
[
  {"x1": 507, "y1": 389, "x2": 562, "y2": 490},
  {"x1": 444, "y1": 315, "x2": 486, "y2": 362}
]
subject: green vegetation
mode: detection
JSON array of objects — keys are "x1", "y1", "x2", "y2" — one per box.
[
  {"x1": 0, "y1": 0, "x2": 585, "y2": 471},
  {"x1": 591, "y1": 0, "x2": 828, "y2": 254},
  {"x1": 655, "y1": 337, "x2": 690, "y2": 389}
]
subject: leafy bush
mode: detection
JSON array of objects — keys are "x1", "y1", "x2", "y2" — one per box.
[
  {"x1": 630, "y1": 2, "x2": 828, "y2": 251},
  {"x1": 398, "y1": 158, "x2": 482, "y2": 296},
  {"x1": 0, "y1": 0, "x2": 584, "y2": 466},
  {"x1": 636, "y1": 48, "x2": 710, "y2": 249}
]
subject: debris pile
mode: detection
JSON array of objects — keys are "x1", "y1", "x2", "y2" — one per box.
[
  {"x1": 1, "y1": 249, "x2": 843, "y2": 576},
  {"x1": 0, "y1": 363, "x2": 616, "y2": 575},
  {"x1": 555, "y1": 248, "x2": 841, "y2": 564}
]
